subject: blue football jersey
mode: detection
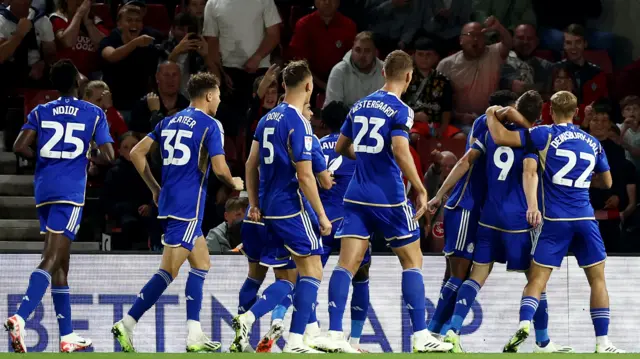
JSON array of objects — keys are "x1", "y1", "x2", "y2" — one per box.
[
  {"x1": 473, "y1": 129, "x2": 536, "y2": 231},
  {"x1": 22, "y1": 96, "x2": 113, "y2": 206},
  {"x1": 148, "y1": 107, "x2": 225, "y2": 221},
  {"x1": 445, "y1": 115, "x2": 488, "y2": 211},
  {"x1": 319, "y1": 132, "x2": 356, "y2": 220},
  {"x1": 523, "y1": 123, "x2": 609, "y2": 220},
  {"x1": 311, "y1": 135, "x2": 327, "y2": 174},
  {"x1": 255, "y1": 103, "x2": 313, "y2": 218},
  {"x1": 341, "y1": 90, "x2": 414, "y2": 206}
]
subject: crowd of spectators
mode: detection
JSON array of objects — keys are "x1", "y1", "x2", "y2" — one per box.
[{"x1": 1, "y1": 0, "x2": 639, "y2": 253}]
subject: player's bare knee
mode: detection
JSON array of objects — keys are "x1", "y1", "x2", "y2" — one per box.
[
  {"x1": 248, "y1": 263, "x2": 268, "y2": 281},
  {"x1": 469, "y1": 264, "x2": 490, "y2": 286},
  {"x1": 38, "y1": 252, "x2": 63, "y2": 273},
  {"x1": 295, "y1": 255, "x2": 323, "y2": 280},
  {"x1": 51, "y1": 268, "x2": 67, "y2": 287},
  {"x1": 275, "y1": 268, "x2": 297, "y2": 283},
  {"x1": 449, "y1": 257, "x2": 471, "y2": 279},
  {"x1": 337, "y1": 253, "x2": 363, "y2": 275}
]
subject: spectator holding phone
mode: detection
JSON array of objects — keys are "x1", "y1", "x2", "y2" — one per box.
[{"x1": 161, "y1": 12, "x2": 209, "y2": 98}]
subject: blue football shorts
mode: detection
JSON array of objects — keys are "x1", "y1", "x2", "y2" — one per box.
[
  {"x1": 335, "y1": 201, "x2": 420, "y2": 248},
  {"x1": 241, "y1": 218, "x2": 295, "y2": 269},
  {"x1": 532, "y1": 219, "x2": 606, "y2": 268},
  {"x1": 443, "y1": 207, "x2": 479, "y2": 260},
  {"x1": 161, "y1": 218, "x2": 203, "y2": 252},
  {"x1": 37, "y1": 203, "x2": 83, "y2": 241},
  {"x1": 473, "y1": 224, "x2": 536, "y2": 272}
]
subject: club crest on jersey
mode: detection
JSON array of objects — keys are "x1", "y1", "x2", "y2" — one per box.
[{"x1": 305, "y1": 136, "x2": 313, "y2": 151}]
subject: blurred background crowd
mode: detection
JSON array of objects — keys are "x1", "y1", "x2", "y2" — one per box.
[{"x1": 1, "y1": 0, "x2": 639, "y2": 254}]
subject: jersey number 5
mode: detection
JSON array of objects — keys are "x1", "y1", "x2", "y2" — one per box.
[
  {"x1": 552, "y1": 149, "x2": 596, "y2": 188},
  {"x1": 353, "y1": 116, "x2": 385, "y2": 154},
  {"x1": 40, "y1": 121, "x2": 85, "y2": 159},
  {"x1": 162, "y1": 129, "x2": 192, "y2": 166}
]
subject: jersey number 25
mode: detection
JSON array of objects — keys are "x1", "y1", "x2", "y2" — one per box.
[{"x1": 40, "y1": 121, "x2": 85, "y2": 159}]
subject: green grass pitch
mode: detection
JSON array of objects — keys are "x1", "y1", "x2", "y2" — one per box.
[{"x1": 1, "y1": 354, "x2": 639, "y2": 358}]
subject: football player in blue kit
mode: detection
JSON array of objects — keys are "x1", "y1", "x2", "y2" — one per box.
[
  {"x1": 426, "y1": 90, "x2": 518, "y2": 337},
  {"x1": 305, "y1": 102, "x2": 372, "y2": 353},
  {"x1": 111, "y1": 73, "x2": 244, "y2": 353},
  {"x1": 232, "y1": 103, "x2": 333, "y2": 353},
  {"x1": 430, "y1": 91, "x2": 573, "y2": 353},
  {"x1": 487, "y1": 91, "x2": 624, "y2": 353},
  {"x1": 242, "y1": 60, "x2": 331, "y2": 354},
  {"x1": 6, "y1": 60, "x2": 114, "y2": 353},
  {"x1": 318, "y1": 50, "x2": 452, "y2": 353}
]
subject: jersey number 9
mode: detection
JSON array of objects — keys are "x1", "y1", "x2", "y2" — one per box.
[
  {"x1": 493, "y1": 147, "x2": 514, "y2": 181},
  {"x1": 353, "y1": 116, "x2": 385, "y2": 154},
  {"x1": 162, "y1": 129, "x2": 192, "y2": 166},
  {"x1": 40, "y1": 121, "x2": 85, "y2": 159}
]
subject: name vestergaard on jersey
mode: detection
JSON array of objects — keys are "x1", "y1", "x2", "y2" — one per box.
[
  {"x1": 168, "y1": 115, "x2": 197, "y2": 128},
  {"x1": 351, "y1": 99, "x2": 398, "y2": 118},
  {"x1": 52, "y1": 106, "x2": 79, "y2": 117},
  {"x1": 547, "y1": 128, "x2": 600, "y2": 155}
]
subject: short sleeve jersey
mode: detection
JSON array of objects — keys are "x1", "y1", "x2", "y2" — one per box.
[
  {"x1": 473, "y1": 127, "x2": 537, "y2": 231},
  {"x1": 340, "y1": 90, "x2": 413, "y2": 206},
  {"x1": 22, "y1": 97, "x2": 113, "y2": 206},
  {"x1": 148, "y1": 107, "x2": 224, "y2": 221},
  {"x1": 319, "y1": 132, "x2": 356, "y2": 220},
  {"x1": 445, "y1": 115, "x2": 488, "y2": 211},
  {"x1": 254, "y1": 103, "x2": 313, "y2": 218},
  {"x1": 521, "y1": 123, "x2": 610, "y2": 220}
]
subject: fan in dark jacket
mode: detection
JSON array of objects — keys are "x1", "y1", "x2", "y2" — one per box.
[{"x1": 102, "y1": 132, "x2": 160, "y2": 250}]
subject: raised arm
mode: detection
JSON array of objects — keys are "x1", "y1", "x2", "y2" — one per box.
[{"x1": 486, "y1": 106, "x2": 523, "y2": 147}]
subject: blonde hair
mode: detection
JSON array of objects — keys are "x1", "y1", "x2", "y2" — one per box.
[
  {"x1": 550, "y1": 91, "x2": 578, "y2": 119},
  {"x1": 84, "y1": 80, "x2": 109, "y2": 99},
  {"x1": 383, "y1": 50, "x2": 413, "y2": 81}
]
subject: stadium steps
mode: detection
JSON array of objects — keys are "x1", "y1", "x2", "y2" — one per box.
[
  {"x1": 0, "y1": 219, "x2": 41, "y2": 241},
  {"x1": 0, "y1": 152, "x2": 16, "y2": 174},
  {"x1": 0, "y1": 174, "x2": 34, "y2": 196},
  {"x1": 0, "y1": 196, "x2": 36, "y2": 219}
]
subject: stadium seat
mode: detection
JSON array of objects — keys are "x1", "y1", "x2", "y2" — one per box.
[
  {"x1": 533, "y1": 49, "x2": 555, "y2": 62},
  {"x1": 583, "y1": 50, "x2": 613, "y2": 74},
  {"x1": 92, "y1": 3, "x2": 114, "y2": 30},
  {"x1": 144, "y1": 4, "x2": 171, "y2": 35},
  {"x1": 23, "y1": 89, "x2": 60, "y2": 120}
]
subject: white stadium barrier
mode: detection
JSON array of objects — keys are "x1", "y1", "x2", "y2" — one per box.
[{"x1": 0, "y1": 254, "x2": 637, "y2": 353}]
